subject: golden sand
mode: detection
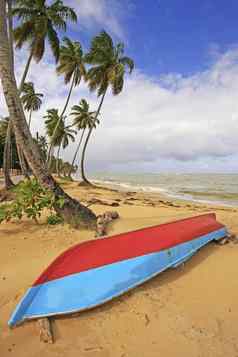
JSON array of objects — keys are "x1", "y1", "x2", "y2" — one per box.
[{"x1": 0, "y1": 181, "x2": 238, "y2": 356}]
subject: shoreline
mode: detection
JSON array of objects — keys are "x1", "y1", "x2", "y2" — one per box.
[
  {"x1": 1, "y1": 173, "x2": 238, "y2": 208},
  {"x1": 90, "y1": 179, "x2": 238, "y2": 211},
  {"x1": 89, "y1": 177, "x2": 238, "y2": 208}
]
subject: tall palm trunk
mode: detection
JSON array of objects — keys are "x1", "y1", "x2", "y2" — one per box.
[
  {"x1": 3, "y1": 0, "x2": 31, "y2": 187},
  {"x1": 47, "y1": 74, "x2": 75, "y2": 169},
  {"x1": 56, "y1": 143, "x2": 61, "y2": 177},
  {"x1": 0, "y1": 1, "x2": 96, "y2": 228},
  {"x1": 81, "y1": 91, "x2": 106, "y2": 184},
  {"x1": 7, "y1": 0, "x2": 14, "y2": 76},
  {"x1": 16, "y1": 140, "x2": 29, "y2": 178},
  {"x1": 28, "y1": 109, "x2": 32, "y2": 129},
  {"x1": 17, "y1": 51, "x2": 34, "y2": 178},
  {"x1": 3, "y1": 0, "x2": 14, "y2": 189},
  {"x1": 3, "y1": 119, "x2": 14, "y2": 188},
  {"x1": 18, "y1": 50, "x2": 33, "y2": 93},
  {"x1": 69, "y1": 128, "x2": 85, "y2": 177}
]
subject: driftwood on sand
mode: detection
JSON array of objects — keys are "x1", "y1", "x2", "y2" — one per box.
[
  {"x1": 38, "y1": 318, "x2": 53, "y2": 343},
  {"x1": 96, "y1": 210, "x2": 119, "y2": 237}
]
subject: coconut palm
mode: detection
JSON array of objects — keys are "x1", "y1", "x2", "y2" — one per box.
[
  {"x1": 69, "y1": 99, "x2": 98, "y2": 178},
  {"x1": 57, "y1": 125, "x2": 76, "y2": 176},
  {"x1": 12, "y1": 0, "x2": 77, "y2": 92},
  {"x1": 45, "y1": 108, "x2": 64, "y2": 171},
  {"x1": 2, "y1": 116, "x2": 27, "y2": 185},
  {"x1": 44, "y1": 109, "x2": 76, "y2": 175},
  {"x1": 21, "y1": 82, "x2": 43, "y2": 129},
  {"x1": 57, "y1": 37, "x2": 86, "y2": 114},
  {"x1": 7, "y1": 0, "x2": 14, "y2": 75},
  {"x1": 35, "y1": 132, "x2": 48, "y2": 161},
  {"x1": 81, "y1": 31, "x2": 134, "y2": 184},
  {"x1": 0, "y1": 0, "x2": 97, "y2": 227},
  {"x1": 3, "y1": 0, "x2": 77, "y2": 188},
  {"x1": 2, "y1": 0, "x2": 15, "y2": 188},
  {"x1": 1, "y1": 117, "x2": 14, "y2": 188},
  {"x1": 47, "y1": 37, "x2": 86, "y2": 167},
  {"x1": 45, "y1": 109, "x2": 64, "y2": 146}
]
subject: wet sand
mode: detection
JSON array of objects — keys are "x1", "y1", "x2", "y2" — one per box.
[{"x1": 0, "y1": 181, "x2": 238, "y2": 357}]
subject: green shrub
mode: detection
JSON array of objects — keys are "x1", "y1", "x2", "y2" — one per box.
[
  {"x1": 47, "y1": 213, "x2": 64, "y2": 225},
  {"x1": 0, "y1": 179, "x2": 64, "y2": 224}
]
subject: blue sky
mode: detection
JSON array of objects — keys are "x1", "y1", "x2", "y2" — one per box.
[
  {"x1": 69, "y1": 0, "x2": 238, "y2": 77},
  {"x1": 126, "y1": 0, "x2": 238, "y2": 76},
  {"x1": 1, "y1": 0, "x2": 238, "y2": 173}
]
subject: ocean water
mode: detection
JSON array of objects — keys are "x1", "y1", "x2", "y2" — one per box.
[{"x1": 87, "y1": 173, "x2": 238, "y2": 207}]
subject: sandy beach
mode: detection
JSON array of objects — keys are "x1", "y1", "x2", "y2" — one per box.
[{"x1": 1, "y1": 180, "x2": 238, "y2": 357}]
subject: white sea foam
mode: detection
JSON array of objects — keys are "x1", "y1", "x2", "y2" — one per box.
[{"x1": 75, "y1": 173, "x2": 238, "y2": 207}]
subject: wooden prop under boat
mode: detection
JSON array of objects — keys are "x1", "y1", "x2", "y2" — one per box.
[{"x1": 9, "y1": 213, "x2": 227, "y2": 327}]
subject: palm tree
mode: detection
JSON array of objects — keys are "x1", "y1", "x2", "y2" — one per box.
[
  {"x1": 1, "y1": 117, "x2": 14, "y2": 188},
  {"x1": 47, "y1": 37, "x2": 86, "y2": 167},
  {"x1": 35, "y1": 132, "x2": 48, "y2": 161},
  {"x1": 21, "y1": 82, "x2": 43, "y2": 129},
  {"x1": 3, "y1": 0, "x2": 15, "y2": 188},
  {"x1": 12, "y1": 0, "x2": 77, "y2": 92},
  {"x1": 0, "y1": 116, "x2": 21, "y2": 178},
  {"x1": 44, "y1": 109, "x2": 76, "y2": 176},
  {"x1": 69, "y1": 99, "x2": 98, "y2": 178},
  {"x1": 7, "y1": 0, "x2": 14, "y2": 76},
  {"x1": 45, "y1": 108, "x2": 64, "y2": 173},
  {"x1": 81, "y1": 31, "x2": 134, "y2": 184},
  {"x1": 0, "y1": 1, "x2": 96, "y2": 228},
  {"x1": 45, "y1": 108, "x2": 64, "y2": 165},
  {"x1": 57, "y1": 125, "x2": 76, "y2": 176},
  {"x1": 3, "y1": 0, "x2": 77, "y2": 189}
]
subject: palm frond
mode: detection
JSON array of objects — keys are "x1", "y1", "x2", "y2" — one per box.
[
  {"x1": 85, "y1": 30, "x2": 134, "y2": 98},
  {"x1": 47, "y1": 21, "x2": 60, "y2": 62},
  {"x1": 12, "y1": 0, "x2": 77, "y2": 64},
  {"x1": 120, "y1": 56, "x2": 134, "y2": 73},
  {"x1": 13, "y1": 21, "x2": 34, "y2": 48}
]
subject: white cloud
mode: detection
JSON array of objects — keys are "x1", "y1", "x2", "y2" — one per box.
[
  {"x1": 1, "y1": 47, "x2": 238, "y2": 173},
  {"x1": 68, "y1": 0, "x2": 127, "y2": 39}
]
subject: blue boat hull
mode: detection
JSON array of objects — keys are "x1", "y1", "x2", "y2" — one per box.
[{"x1": 9, "y1": 227, "x2": 227, "y2": 327}]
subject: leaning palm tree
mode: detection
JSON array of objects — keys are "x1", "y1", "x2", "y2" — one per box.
[
  {"x1": 58, "y1": 125, "x2": 76, "y2": 176},
  {"x1": 69, "y1": 99, "x2": 98, "y2": 178},
  {"x1": 0, "y1": 117, "x2": 14, "y2": 188},
  {"x1": 21, "y1": 82, "x2": 43, "y2": 129},
  {"x1": 35, "y1": 132, "x2": 48, "y2": 161},
  {"x1": 45, "y1": 108, "x2": 64, "y2": 169},
  {"x1": 81, "y1": 31, "x2": 134, "y2": 184},
  {"x1": 0, "y1": 0, "x2": 97, "y2": 228},
  {"x1": 47, "y1": 37, "x2": 86, "y2": 167},
  {"x1": 45, "y1": 109, "x2": 76, "y2": 176},
  {"x1": 3, "y1": 0, "x2": 16, "y2": 188},
  {"x1": 3, "y1": 0, "x2": 77, "y2": 189},
  {"x1": 12, "y1": 0, "x2": 77, "y2": 92}
]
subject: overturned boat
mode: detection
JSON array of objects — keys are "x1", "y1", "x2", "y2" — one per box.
[{"x1": 9, "y1": 213, "x2": 227, "y2": 327}]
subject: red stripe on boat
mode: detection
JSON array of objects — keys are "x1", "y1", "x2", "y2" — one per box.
[{"x1": 34, "y1": 213, "x2": 224, "y2": 286}]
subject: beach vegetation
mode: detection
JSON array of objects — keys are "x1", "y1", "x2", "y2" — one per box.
[
  {"x1": 47, "y1": 213, "x2": 64, "y2": 225},
  {"x1": 0, "y1": 179, "x2": 64, "y2": 224}
]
